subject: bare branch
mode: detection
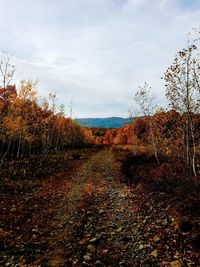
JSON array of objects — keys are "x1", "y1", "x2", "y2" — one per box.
[{"x1": 0, "y1": 52, "x2": 16, "y2": 89}]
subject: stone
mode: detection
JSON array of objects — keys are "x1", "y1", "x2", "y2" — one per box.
[
  {"x1": 151, "y1": 250, "x2": 158, "y2": 257},
  {"x1": 72, "y1": 259, "x2": 79, "y2": 266},
  {"x1": 153, "y1": 236, "x2": 160, "y2": 243},
  {"x1": 90, "y1": 235, "x2": 102, "y2": 243},
  {"x1": 139, "y1": 244, "x2": 144, "y2": 250},
  {"x1": 102, "y1": 249, "x2": 108, "y2": 254},
  {"x1": 90, "y1": 237, "x2": 98, "y2": 243},
  {"x1": 79, "y1": 239, "x2": 87, "y2": 245},
  {"x1": 99, "y1": 209, "x2": 105, "y2": 215},
  {"x1": 83, "y1": 254, "x2": 92, "y2": 262},
  {"x1": 163, "y1": 219, "x2": 168, "y2": 226},
  {"x1": 87, "y1": 244, "x2": 96, "y2": 254},
  {"x1": 117, "y1": 227, "x2": 123, "y2": 232},
  {"x1": 170, "y1": 260, "x2": 182, "y2": 267}
]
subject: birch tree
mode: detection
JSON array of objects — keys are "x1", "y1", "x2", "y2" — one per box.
[
  {"x1": 164, "y1": 35, "x2": 200, "y2": 176},
  {"x1": 133, "y1": 82, "x2": 160, "y2": 164}
]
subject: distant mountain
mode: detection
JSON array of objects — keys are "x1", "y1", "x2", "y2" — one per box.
[{"x1": 75, "y1": 117, "x2": 132, "y2": 128}]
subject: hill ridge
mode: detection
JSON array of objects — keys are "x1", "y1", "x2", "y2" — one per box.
[{"x1": 75, "y1": 117, "x2": 131, "y2": 128}]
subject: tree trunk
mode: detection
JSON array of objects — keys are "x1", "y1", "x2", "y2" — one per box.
[
  {"x1": 17, "y1": 132, "x2": 22, "y2": 158},
  {"x1": 1, "y1": 137, "x2": 11, "y2": 163},
  {"x1": 189, "y1": 114, "x2": 197, "y2": 176},
  {"x1": 150, "y1": 123, "x2": 160, "y2": 165}
]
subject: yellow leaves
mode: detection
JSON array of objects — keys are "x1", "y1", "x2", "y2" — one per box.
[
  {"x1": 0, "y1": 100, "x2": 4, "y2": 110},
  {"x1": 3, "y1": 115, "x2": 22, "y2": 134},
  {"x1": 18, "y1": 80, "x2": 38, "y2": 102},
  {"x1": 41, "y1": 98, "x2": 49, "y2": 111},
  {"x1": 0, "y1": 79, "x2": 86, "y2": 156}
]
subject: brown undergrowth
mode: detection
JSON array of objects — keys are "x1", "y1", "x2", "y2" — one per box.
[
  {"x1": 0, "y1": 148, "x2": 99, "y2": 266},
  {"x1": 117, "y1": 146, "x2": 200, "y2": 265}
]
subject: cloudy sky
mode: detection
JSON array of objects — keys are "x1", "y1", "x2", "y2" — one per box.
[{"x1": 0, "y1": 0, "x2": 200, "y2": 118}]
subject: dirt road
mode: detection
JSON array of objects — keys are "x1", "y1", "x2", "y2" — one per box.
[
  {"x1": 1, "y1": 148, "x2": 199, "y2": 266},
  {"x1": 37, "y1": 148, "x2": 145, "y2": 266}
]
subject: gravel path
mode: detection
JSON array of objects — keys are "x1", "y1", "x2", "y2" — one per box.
[
  {"x1": 38, "y1": 148, "x2": 148, "y2": 266},
  {"x1": 2, "y1": 148, "x2": 197, "y2": 266}
]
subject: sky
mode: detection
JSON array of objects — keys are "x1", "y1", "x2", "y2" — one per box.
[{"x1": 0, "y1": 0, "x2": 200, "y2": 118}]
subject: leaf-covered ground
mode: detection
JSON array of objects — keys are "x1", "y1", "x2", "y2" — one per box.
[{"x1": 0, "y1": 148, "x2": 199, "y2": 266}]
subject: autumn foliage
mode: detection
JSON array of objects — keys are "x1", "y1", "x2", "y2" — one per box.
[
  {"x1": 0, "y1": 81, "x2": 85, "y2": 161},
  {"x1": 88, "y1": 111, "x2": 200, "y2": 171}
]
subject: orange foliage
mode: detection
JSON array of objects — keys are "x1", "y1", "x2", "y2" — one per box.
[{"x1": 0, "y1": 82, "x2": 85, "y2": 161}]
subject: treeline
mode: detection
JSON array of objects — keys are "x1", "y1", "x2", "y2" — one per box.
[
  {"x1": 0, "y1": 80, "x2": 85, "y2": 161},
  {"x1": 92, "y1": 111, "x2": 200, "y2": 159},
  {"x1": 92, "y1": 30, "x2": 200, "y2": 176},
  {"x1": 133, "y1": 111, "x2": 199, "y2": 165},
  {"x1": 131, "y1": 31, "x2": 200, "y2": 176}
]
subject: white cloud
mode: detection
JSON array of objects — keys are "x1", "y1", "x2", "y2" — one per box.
[{"x1": 0, "y1": 0, "x2": 200, "y2": 117}]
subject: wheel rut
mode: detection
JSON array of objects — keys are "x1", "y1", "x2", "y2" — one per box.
[{"x1": 56, "y1": 149, "x2": 144, "y2": 266}]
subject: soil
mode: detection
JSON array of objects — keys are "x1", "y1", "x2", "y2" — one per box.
[{"x1": 0, "y1": 148, "x2": 199, "y2": 266}]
